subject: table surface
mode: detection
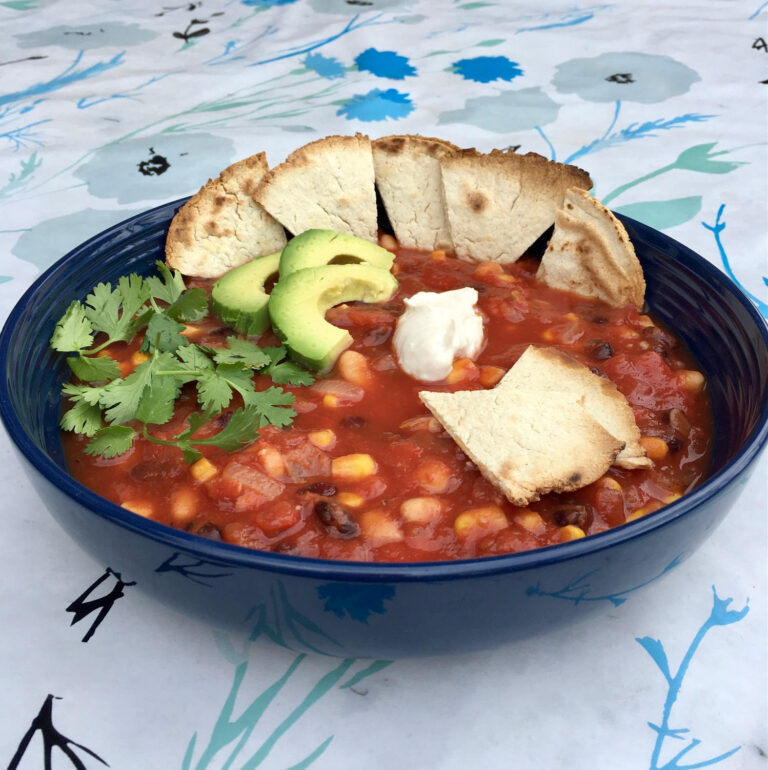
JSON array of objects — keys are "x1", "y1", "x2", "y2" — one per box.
[{"x1": 1, "y1": 1, "x2": 766, "y2": 768}]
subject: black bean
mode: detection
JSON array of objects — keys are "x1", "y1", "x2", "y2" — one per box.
[
  {"x1": 553, "y1": 504, "x2": 594, "y2": 531},
  {"x1": 591, "y1": 315, "x2": 608, "y2": 325},
  {"x1": 589, "y1": 366, "x2": 606, "y2": 378},
  {"x1": 298, "y1": 481, "x2": 337, "y2": 496},
  {"x1": 641, "y1": 325, "x2": 677, "y2": 356},
  {"x1": 591, "y1": 340, "x2": 614, "y2": 360},
  {"x1": 340, "y1": 415, "x2": 366, "y2": 429},
  {"x1": 314, "y1": 501, "x2": 360, "y2": 539}
]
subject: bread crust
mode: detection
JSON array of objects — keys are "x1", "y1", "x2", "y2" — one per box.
[
  {"x1": 254, "y1": 133, "x2": 378, "y2": 242},
  {"x1": 165, "y1": 153, "x2": 287, "y2": 278},
  {"x1": 440, "y1": 149, "x2": 591, "y2": 263},
  {"x1": 373, "y1": 134, "x2": 459, "y2": 251},
  {"x1": 537, "y1": 187, "x2": 646, "y2": 309}
]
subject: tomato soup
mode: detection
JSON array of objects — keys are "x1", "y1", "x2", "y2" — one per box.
[{"x1": 62, "y1": 247, "x2": 713, "y2": 562}]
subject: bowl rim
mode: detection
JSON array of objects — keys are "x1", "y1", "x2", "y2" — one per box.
[{"x1": 1, "y1": 200, "x2": 767, "y2": 583}]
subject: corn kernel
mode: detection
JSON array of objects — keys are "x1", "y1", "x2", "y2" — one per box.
[
  {"x1": 597, "y1": 476, "x2": 622, "y2": 492},
  {"x1": 323, "y1": 393, "x2": 340, "y2": 408},
  {"x1": 664, "y1": 492, "x2": 683, "y2": 504},
  {"x1": 559, "y1": 524, "x2": 585, "y2": 541},
  {"x1": 308, "y1": 429, "x2": 336, "y2": 449},
  {"x1": 454, "y1": 506, "x2": 508, "y2": 539},
  {"x1": 391, "y1": 263, "x2": 401, "y2": 276},
  {"x1": 565, "y1": 312, "x2": 579, "y2": 321},
  {"x1": 628, "y1": 501, "x2": 664, "y2": 521},
  {"x1": 131, "y1": 351, "x2": 149, "y2": 366},
  {"x1": 379, "y1": 233, "x2": 398, "y2": 251},
  {"x1": 640, "y1": 436, "x2": 669, "y2": 462},
  {"x1": 515, "y1": 509, "x2": 545, "y2": 533},
  {"x1": 191, "y1": 457, "x2": 218, "y2": 482},
  {"x1": 360, "y1": 509, "x2": 403, "y2": 544},
  {"x1": 676, "y1": 369, "x2": 705, "y2": 393},
  {"x1": 479, "y1": 365, "x2": 505, "y2": 388},
  {"x1": 414, "y1": 459, "x2": 454, "y2": 494},
  {"x1": 336, "y1": 492, "x2": 365, "y2": 508},
  {"x1": 332, "y1": 453, "x2": 377, "y2": 480},
  {"x1": 171, "y1": 486, "x2": 198, "y2": 524},
  {"x1": 400, "y1": 496, "x2": 443, "y2": 523},
  {"x1": 445, "y1": 358, "x2": 478, "y2": 384},
  {"x1": 258, "y1": 445, "x2": 286, "y2": 477},
  {"x1": 430, "y1": 249, "x2": 447, "y2": 261},
  {"x1": 337, "y1": 350, "x2": 373, "y2": 388},
  {"x1": 121, "y1": 500, "x2": 154, "y2": 518},
  {"x1": 541, "y1": 327, "x2": 556, "y2": 342},
  {"x1": 627, "y1": 508, "x2": 648, "y2": 522},
  {"x1": 637, "y1": 314, "x2": 655, "y2": 328}
]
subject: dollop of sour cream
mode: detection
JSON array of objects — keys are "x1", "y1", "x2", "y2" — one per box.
[{"x1": 393, "y1": 287, "x2": 484, "y2": 382}]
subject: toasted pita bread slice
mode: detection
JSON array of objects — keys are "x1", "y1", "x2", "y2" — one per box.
[
  {"x1": 165, "y1": 153, "x2": 287, "y2": 279},
  {"x1": 537, "y1": 188, "x2": 645, "y2": 308},
  {"x1": 440, "y1": 149, "x2": 591, "y2": 263},
  {"x1": 419, "y1": 387, "x2": 623, "y2": 507},
  {"x1": 254, "y1": 134, "x2": 378, "y2": 242},
  {"x1": 498, "y1": 346, "x2": 651, "y2": 470},
  {"x1": 373, "y1": 134, "x2": 459, "y2": 251}
]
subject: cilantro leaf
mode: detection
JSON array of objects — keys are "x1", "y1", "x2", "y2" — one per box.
[
  {"x1": 85, "y1": 426, "x2": 136, "y2": 459},
  {"x1": 67, "y1": 354, "x2": 121, "y2": 383},
  {"x1": 266, "y1": 361, "x2": 315, "y2": 386},
  {"x1": 84, "y1": 276, "x2": 151, "y2": 344},
  {"x1": 247, "y1": 386, "x2": 296, "y2": 428},
  {"x1": 50, "y1": 301, "x2": 94, "y2": 353},
  {"x1": 145, "y1": 261, "x2": 186, "y2": 305},
  {"x1": 212, "y1": 337, "x2": 272, "y2": 369},
  {"x1": 60, "y1": 398, "x2": 103, "y2": 437},
  {"x1": 197, "y1": 362, "x2": 256, "y2": 413},
  {"x1": 141, "y1": 311, "x2": 188, "y2": 354},
  {"x1": 177, "y1": 407, "x2": 262, "y2": 454},
  {"x1": 62, "y1": 381, "x2": 108, "y2": 407},
  {"x1": 135, "y1": 369, "x2": 182, "y2": 426},
  {"x1": 166, "y1": 287, "x2": 209, "y2": 322},
  {"x1": 258, "y1": 345, "x2": 315, "y2": 386},
  {"x1": 99, "y1": 352, "x2": 177, "y2": 425}
]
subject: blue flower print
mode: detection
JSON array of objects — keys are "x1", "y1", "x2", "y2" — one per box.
[
  {"x1": 305, "y1": 52, "x2": 346, "y2": 79},
  {"x1": 317, "y1": 583, "x2": 395, "y2": 623},
  {"x1": 309, "y1": 0, "x2": 403, "y2": 14},
  {"x1": 438, "y1": 87, "x2": 560, "y2": 133},
  {"x1": 337, "y1": 88, "x2": 414, "y2": 122},
  {"x1": 73, "y1": 132, "x2": 235, "y2": 204},
  {"x1": 14, "y1": 22, "x2": 158, "y2": 50},
  {"x1": 451, "y1": 55, "x2": 523, "y2": 83},
  {"x1": 355, "y1": 48, "x2": 416, "y2": 79},
  {"x1": 552, "y1": 52, "x2": 700, "y2": 103}
]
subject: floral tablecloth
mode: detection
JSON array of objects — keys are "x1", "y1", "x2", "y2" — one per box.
[{"x1": 1, "y1": 1, "x2": 766, "y2": 768}]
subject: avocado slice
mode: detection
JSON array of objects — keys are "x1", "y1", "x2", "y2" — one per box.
[
  {"x1": 269, "y1": 263, "x2": 398, "y2": 372},
  {"x1": 211, "y1": 251, "x2": 281, "y2": 336},
  {"x1": 279, "y1": 229, "x2": 394, "y2": 277}
]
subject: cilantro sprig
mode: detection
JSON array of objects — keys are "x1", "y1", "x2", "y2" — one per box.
[{"x1": 51, "y1": 262, "x2": 313, "y2": 461}]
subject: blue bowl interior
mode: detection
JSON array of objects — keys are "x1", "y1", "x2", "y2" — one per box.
[{"x1": 1, "y1": 200, "x2": 767, "y2": 577}]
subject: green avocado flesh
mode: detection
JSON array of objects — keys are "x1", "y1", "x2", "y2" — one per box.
[
  {"x1": 211, "y1": 252, "x2": 281, "y2": 336},
  {"x1": 269, "y1": 263, "x2": 399, "y2": 372},
  {"x1": 278, "y1": 229, "x2": 395, "y2": 277}
]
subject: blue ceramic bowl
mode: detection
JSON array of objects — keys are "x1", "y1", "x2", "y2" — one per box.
[{"x1": 2, "y1": 199, "x2": 767, "y2": 658}]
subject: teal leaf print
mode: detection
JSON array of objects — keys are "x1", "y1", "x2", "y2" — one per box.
[
  {"x1": 613, "y1": 197, "x2": 702, "y2": 230},
  {"x1": 450, "y1": 55, "x2": 523, "y2": 82},
  {"x1": 337, "y1": 88, "x2": 414, "y2": 121},
  {"x1": 0, "y1": 152, "x2": 41, "y2": 199},
  {"x1": 639, "y1": 586, "x2": 748, "y2": 769},
  {"x1": 355, "y1": 48, "x2": 417, "y2": 79}
]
